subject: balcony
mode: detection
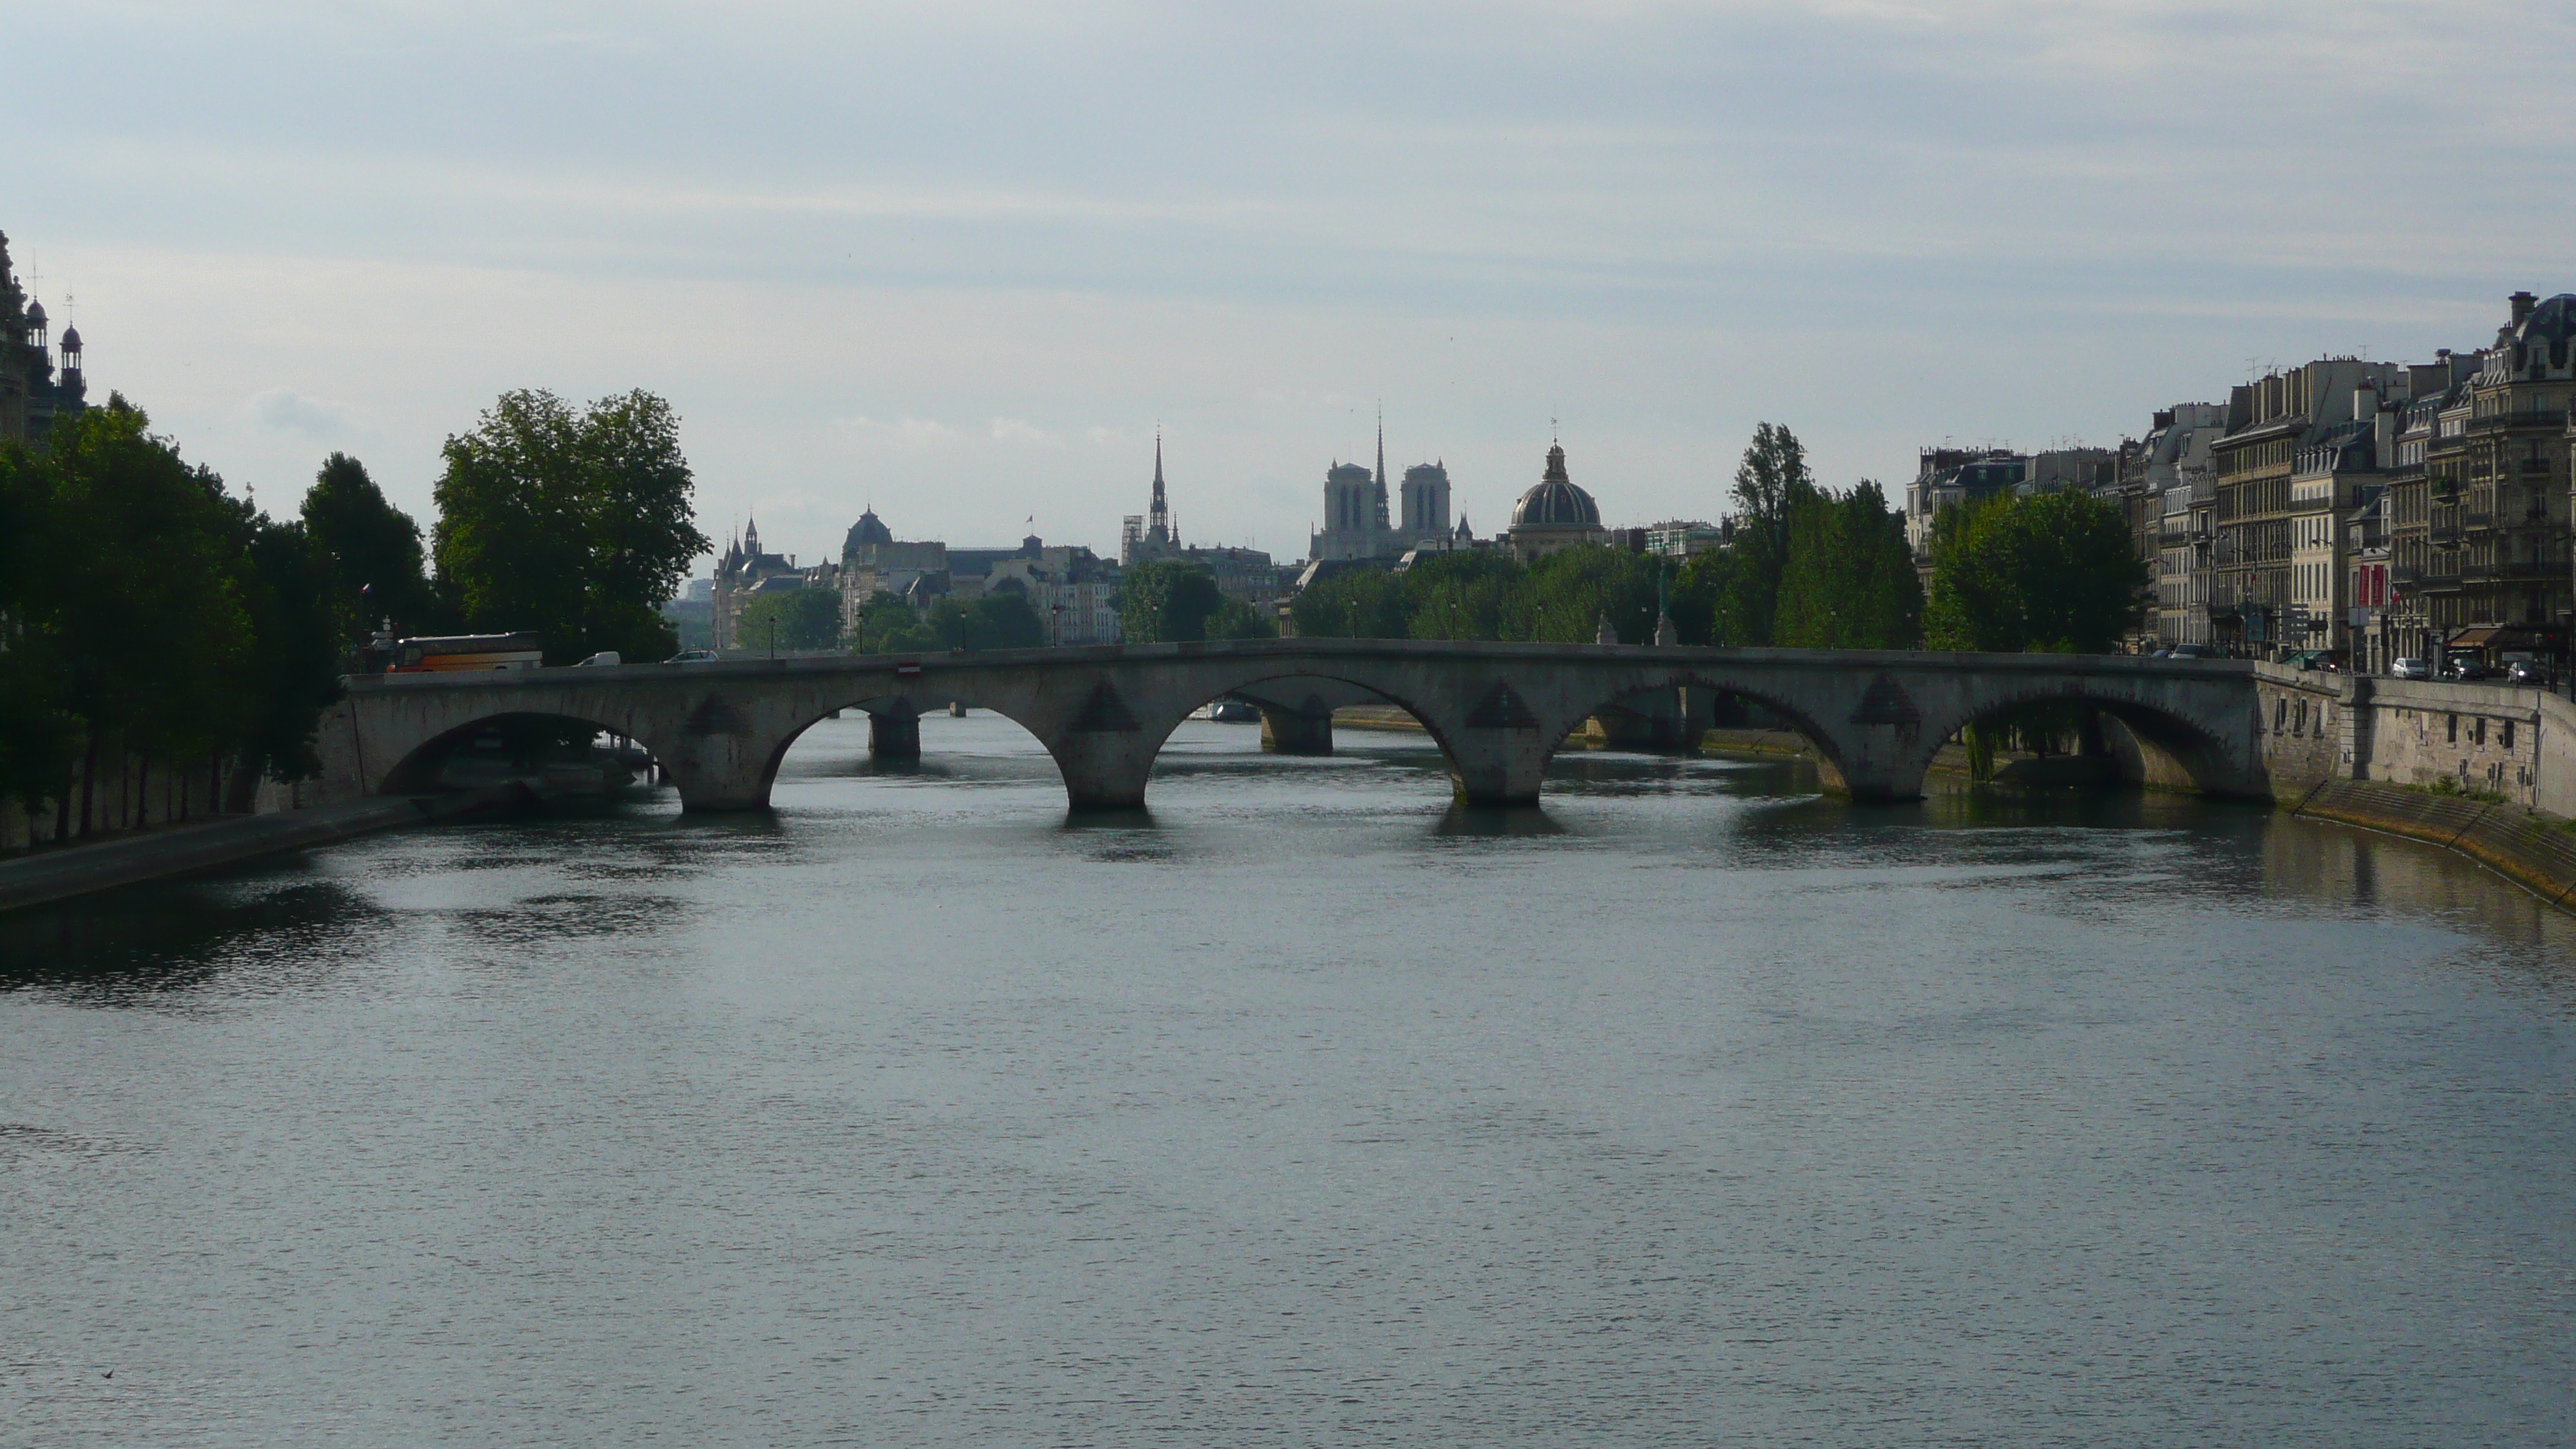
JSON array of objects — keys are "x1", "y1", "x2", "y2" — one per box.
[
  {"x1": 2461, "y1": 559, "x2": 2569, "y2": 582},
  {"x1": 2465, "y1": 509, "x2": 2495, "y2": 528},
  {"x1": 2470, "y1": 408, "x2": 2569, "y2": 433},
  {"x1": 2430, "y1": 523, "x2": 2461, "y2": 546}
]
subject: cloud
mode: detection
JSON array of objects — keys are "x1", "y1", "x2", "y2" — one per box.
[
  {"x1": 241, "y1": 386, "x2": 364, "y2": 440},
  {"x1": 987, "y1": 416, "x2": 1058, "y2": 446}
]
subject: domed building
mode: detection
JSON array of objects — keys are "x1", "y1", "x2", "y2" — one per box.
[{"x1": 1506, "y1": 441, "x2": 1606, "y2": 561}]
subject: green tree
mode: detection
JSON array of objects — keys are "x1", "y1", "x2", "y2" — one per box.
[
  {"x1": 1509, "y1": 545, "x2": 1663, "y2": 643},
  {"x1": 929, "y1": 591, "x2": 1049, "y2": 652},
  {"x1": 0, "y1": 441, "x2": 74, "y2": 813},
  {"x1": 1403, "y1": 550, "x2": 1524, "y2": 641},
  {"x1": 1667, "y1": 546, "x2": 1735, "y2": 646},
  {"x1": 848, "y1": 591, "x2": 942, "y2": 655},
  {"x1": 1208, "y1": 595, "x2": 1277, "y2": 640},
  {"x1": 1924, "y1": 488, "x2": 2146, "y2": 653},
  {"x1": 1288, "y1": 567, "x2": 1409, "y2": 639},
  {"x1": 1716, "y1": 422, "x2": 1821, "y2": 646},
  {"x1": 1771, "y1": 481, "x2": 1923, "y2": 649},
  {"x1": 225, "y1": 517, "x2": 348, "y2": 796},
  {"x1": 736, "y1": 586, "x2": 844, "y2": 652},
  {"x1": 1119, "y1": 560, "x2": 1232, "y2": 642},
  {"x1": 300, "y1": 451, "x2": 435, "y2": 642},
  {"x1": 19, "y1": 400, "x2": 259, "y2": 831},
  {"x1": 432, "y1": 389, "x2": 711, "y2": 664}
]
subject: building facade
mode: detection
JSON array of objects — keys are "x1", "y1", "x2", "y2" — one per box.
[
  {"x1": 2453, "y1": 292, "x2": 2574, "y2": 658},
  {"x1": 2211, "y1": 359, "x2": 2400, "y2": 656},
  {"x1": 710, "y1": 518, "x2": 804, "y2": 650}
]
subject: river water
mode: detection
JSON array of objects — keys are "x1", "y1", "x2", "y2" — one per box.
[{"x1": 5, "y1": 713, "x2": 2573, "y2": 1447}]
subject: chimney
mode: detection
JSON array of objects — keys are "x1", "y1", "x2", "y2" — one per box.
[{"x1": 2511, "y1": 291, "x2": 2538, "y2": 326}]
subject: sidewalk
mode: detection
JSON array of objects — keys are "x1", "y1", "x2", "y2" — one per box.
[{"x1": 0, "y1": 789, "x2": 516, "y2": 915}]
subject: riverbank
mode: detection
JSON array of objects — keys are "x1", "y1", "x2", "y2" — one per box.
[
  {"x1": 2290, "y1": 778, "x2": 2576, "y2": 908},
  {"x1": 0, "y1": 787, "x2": 522, "y2": 915}
]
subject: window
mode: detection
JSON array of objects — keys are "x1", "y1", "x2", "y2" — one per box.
[
  {"x1": 2504, "y1": 720, "x2": 2517, "y2": 751},
  {"x1": 2449, "y1": 713, "x2": 2459, "y2": 743},
  {"x1": 2475, "y1": 718, "x2": 2486, "y2": 746}
]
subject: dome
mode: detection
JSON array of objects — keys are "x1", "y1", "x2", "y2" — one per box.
[
  {"x1": 2513, "y1": 293, "x2": 2576, "y2": 345},
  {"x1": 1510, "y1": 443, "x2": 1600, "y2": 529},
  {"x1": 59, "y1": 324, "x2": 80, "y2": 350},
  {"x1": 23, "y1": 300, "x2": 43, "y2": 324},
  {"x1": 844, "y1": 507, "x2": 894, "y2": 556}
]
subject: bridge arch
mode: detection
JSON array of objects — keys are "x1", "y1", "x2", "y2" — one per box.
[
  {"x1": 1914, "y1": 677, "x2": 2255, "y2": 797},
  {"x1": 1554, "y1": 673, "x2": 1860, "y2": 796},
  {"x1": 1184, "y1": 667, "x2": 1463, "y2": 767},
  {"x1": 755, "y1": 685, "x2": 1081, "y2": 807},
  {"x1": 375, "y1": 709, "x2": 667, "y2": 798}
]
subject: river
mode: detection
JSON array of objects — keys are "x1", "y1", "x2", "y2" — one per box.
[{"x1": 5, "y1": 712, "x2": 2572, "y2": 1446}]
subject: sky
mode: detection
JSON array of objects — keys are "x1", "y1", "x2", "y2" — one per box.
[{"x1": 9, "y1": 1, "x2": 2574, "y2": 573}]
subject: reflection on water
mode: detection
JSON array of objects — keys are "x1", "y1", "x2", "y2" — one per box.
[{"x1": 2, "y1": 711, "x2": 2573, "y2": 1446}]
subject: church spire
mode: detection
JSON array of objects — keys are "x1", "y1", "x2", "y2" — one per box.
[
  {"x1": 1372, "y1": 403, "x2": 1390, "y2": 531},
  {"x1": 1149, "y1": 428, "x2": 1170, "y2": 543}
]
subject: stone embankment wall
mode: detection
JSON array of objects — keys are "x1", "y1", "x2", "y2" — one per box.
[
  {"x1": 2245, "y1": 665, "x2": 2576, "y2": 906},
  {"x1": 2251, "y1": 664, "x2": 2576, "y2": 810},
  {"x1": 0, "y1": 750, "x2": 311, "y2": 854}
]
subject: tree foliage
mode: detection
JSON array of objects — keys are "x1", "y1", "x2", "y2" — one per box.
[
  {"x1": 431, "y1": 389, "x2": 710, "y2": 665},
  {"x1": 1287, "y1": 546, "x2": 1666, "y2": 644},
  {"x1": 1119, "y1": 560, "x2": 1256, "y2": 643},
  {"x1": 301, "y1": 451, "x2": 437, "y2": 642},
  {"x1": 1771, "y1": 481, "x2": 1922, "y2": 649},
  {"x1": 736, "y1": 587, "x2": 844, "y2": 652},
  {"x1": 1289, "y1": 567, "x2": 1410, "y2": 639},
  {"x1": 847, "y1": 589, "x2": 1049, "y2": 655},
  {"x1": 1924, "y1": 488, "x2": 2146, "y2": 653},
  {"x1": 0, "y1": 397, "x2": 343, "y2": 827}
]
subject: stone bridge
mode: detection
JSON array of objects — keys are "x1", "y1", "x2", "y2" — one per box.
[{"x1": 314, "y1": 639, "x2": 2268, "y2": 812}]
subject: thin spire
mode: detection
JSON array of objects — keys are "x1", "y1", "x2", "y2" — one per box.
[{"x1": 1149, "y1": 426, "x2": 1170, "y2": 541}]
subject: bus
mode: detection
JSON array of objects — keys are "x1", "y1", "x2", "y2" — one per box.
[{"x1": 383, "y1": 632, "x2": 545, "y2": 673}]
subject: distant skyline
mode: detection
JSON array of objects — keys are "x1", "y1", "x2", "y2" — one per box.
[{"x1": 10, "y1": 2, "x2": 2574, "y2": 567}]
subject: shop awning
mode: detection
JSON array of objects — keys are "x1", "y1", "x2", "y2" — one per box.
[{"x1": 2447, "y1": 625, "x2": 2567, "y2": 651}]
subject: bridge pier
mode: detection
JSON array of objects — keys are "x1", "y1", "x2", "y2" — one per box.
[
  {"x1": 1443, "y1": 735, "x2": 1549, "y2": 808},
  {"x1": 868, "y1": 708, "x2": 922, "y2": 761},
  {"x1": 1259, "y1": 705, "x2": 1333, "y2": 756}
]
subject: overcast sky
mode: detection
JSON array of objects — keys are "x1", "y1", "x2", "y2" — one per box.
[{"x1": 10, "y1": 1, "x2": 2573, "y2": 570}]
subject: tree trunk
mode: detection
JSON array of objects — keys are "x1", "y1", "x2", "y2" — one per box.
[
  {"x1": 78, "y1": 736, "x2": 99, "y2": 838},
  {"x1": 224, "y1": 755, "x2": 262, "y2": 815}
]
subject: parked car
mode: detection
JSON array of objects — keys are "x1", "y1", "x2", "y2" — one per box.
[
  {"x1": 574, "y1": 650, "x2": 622, "y2": 667},
  {"x1": 664, "y1": 649, "x2": 721, "y2": 665},
  {"x1": 2170, "y1": 644, "x2": 2208, "y2": 661},
  {"x1": 2390, "y1": 657, "x2": 2434, "y2": 680},
  {"x1": 2506, "y1": 659, "x2": 2555, "y2": 687}
]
